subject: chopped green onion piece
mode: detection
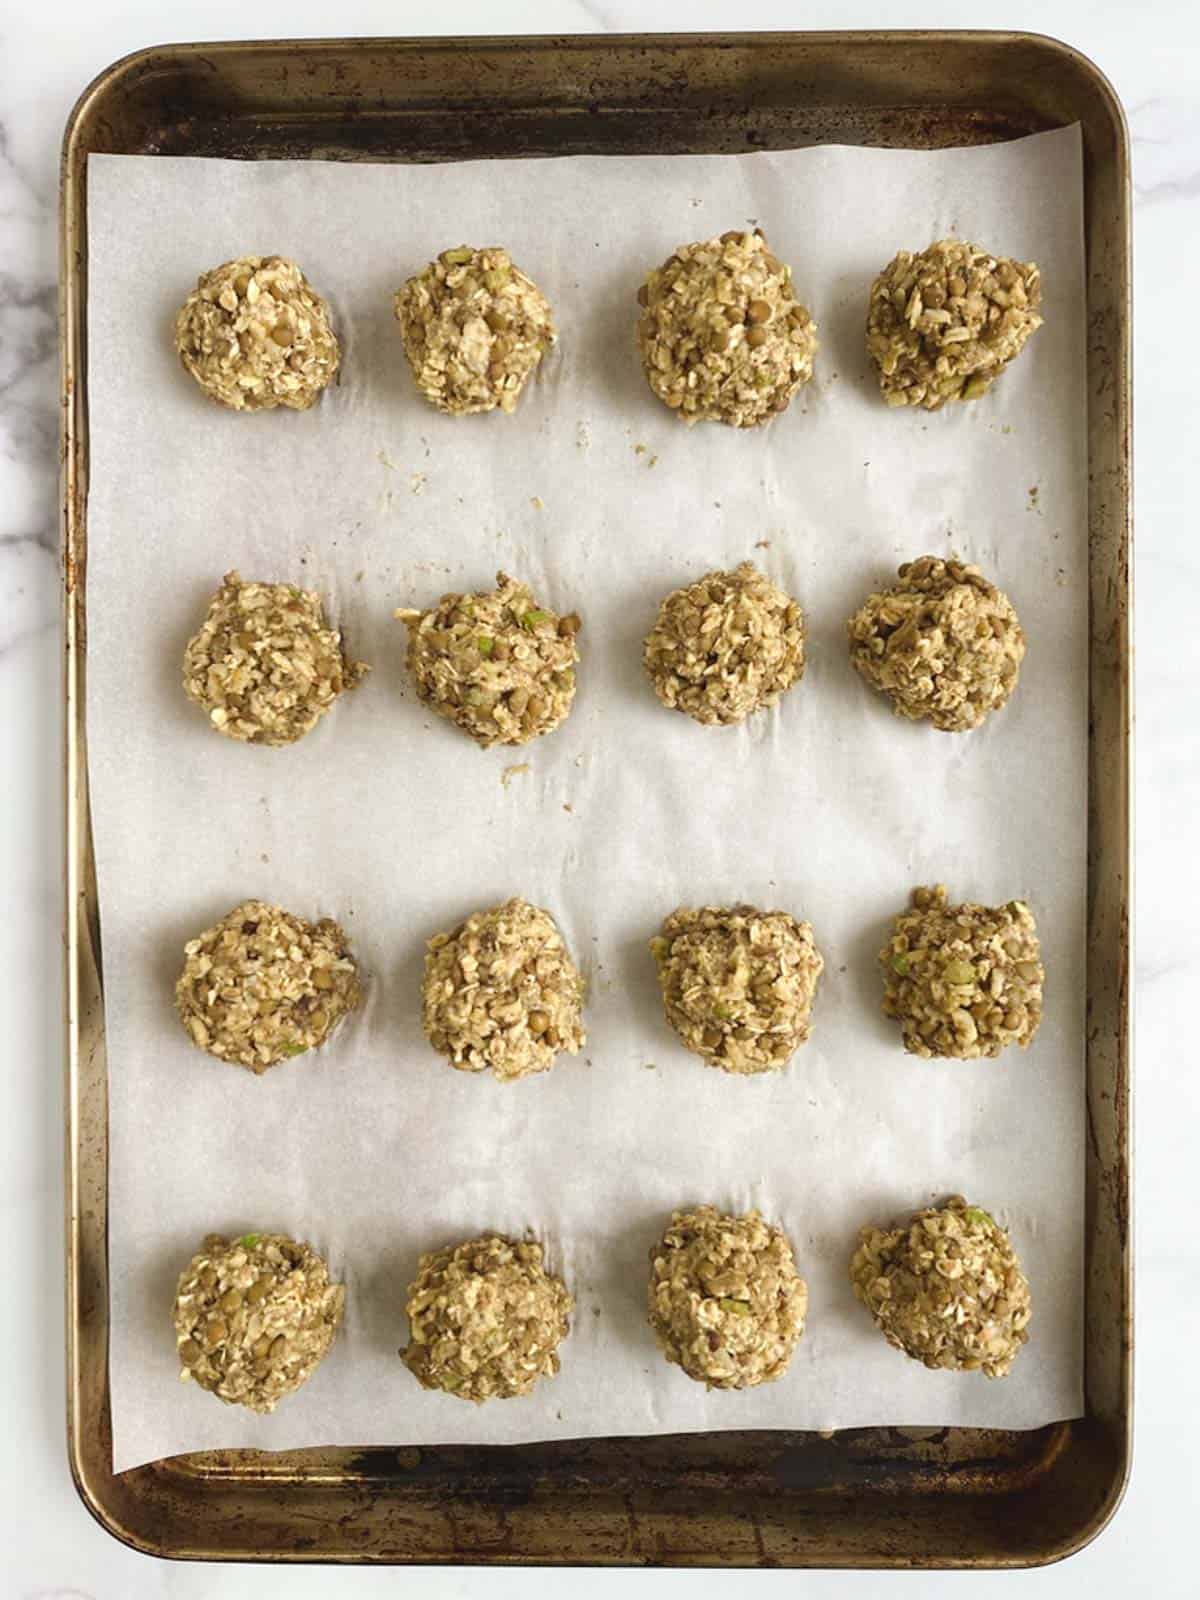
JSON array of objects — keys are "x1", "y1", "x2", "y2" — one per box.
[
  {"x1": 521, "y1": 609, "x2": 551, "y2": 629},
  {"x1": 281, "y1": 1042, "x2": 308, "y2": 1058},
  {"x1": 238, "y1": 1233, "x2": 261, "y2": 1249},
  {"x1": 943, "y1": 960, "x2": 976, "y2": 985},
  {"x1": 891, "y1": 954, "x2": 910, "y2": 976},
  {"x1": 964, "y1": 1207, "x2": 994, "y2": 1230},
  {"x1": 477, "y1": 635, "x2": 495, "y2": 656},
  {"x1": 718, "y1": 1297, "x2": 752, "y2": 1317}
]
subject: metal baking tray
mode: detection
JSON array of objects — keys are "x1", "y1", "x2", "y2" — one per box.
[{"x1": 61, "y1": 31, "x2": 1131, "y2": 1568}]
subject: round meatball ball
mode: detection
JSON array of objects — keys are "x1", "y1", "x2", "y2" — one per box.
[
  {"x1": 866, "y1": 238, "x2": 1042, "y2": 410},
  {"x1": 636, "y1": 229, "x2": 817, "y2": 426},
  {"x1": 175, "y1": 900, "x2": 362, "y2": 1072},
  {"x1": 880, "y1": 884, "x2": 1044, "y2": 1060},
  {"x1": 182, "y1": 570, "x2": 368, "y2": 747},
  {"x1": 847, "y1": 555, "x2": 1025, "y2": 732},
  {"x1": 173, "y1": 1231, "x2": 344, "y2": 1411},
  {"x1": 643, "y1": 561, "x2": 805, "y2": 725},
  {"x1": 395, "y1": 571, "x2": 580, "y2": 749},
  {"x1": 402, "y1": 1233, "x2": 572, "y2": 1402},
  {"x1": 174, "y1": 255, "x2": 340, "y2": 412},
  {"x1": 422, "y1": 897, "x2": 585, "y2": 1083},
  {"x1": 648, "y1": 1206, "x2": 807, "y2": 1389},
  {"x1": 651, "y1": 905, "x2": 824, "y2": 1074},
  {"x1": 849, "y1": 1195, "x2": 1032, "y2": 1376},
  {"x1": 394, "y1": 246, "x2": 555, "y2": 416}
]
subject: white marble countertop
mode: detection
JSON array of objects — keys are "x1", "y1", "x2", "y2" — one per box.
[{"x1": 3, "y1": 1, "x2": 1193, "y2": 1594}]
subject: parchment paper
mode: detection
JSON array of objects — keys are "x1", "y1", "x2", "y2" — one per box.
[{"x1": 86, "y1": 129, "x2": 1087, "y2": 1472}]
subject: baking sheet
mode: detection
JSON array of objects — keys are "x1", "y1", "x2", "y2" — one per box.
[{"x1": 86, "y1": 129, "x2": 1087, "y2": 1472}]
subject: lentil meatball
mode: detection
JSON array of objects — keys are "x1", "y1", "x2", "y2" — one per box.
[
  {"x1": 651, "y1": 905, "x2": 824, "y2": 1074},
  {"x1": 395, "y1": 571, "x2": 580, "y2": 748},
  {"x1": 866, "y1": 238, "x2": 1042, "y2": 410},
  {"x1": 174, "y1": 255, "x2": 339, "y2": 412},
  {"x1": 173, "y1": 1231, "x2": 344, "y2": 1411},
  {"x1": 394, "y1": 245, "x2": 555, "y2": 416},
  {"x1": 643, "y1": 561, "x2": 805, "y2": 725},
  {"x1": 422, "y1": 897, "x2": 585, "y2": 1083},
  {"x1": 182, "y1": 570, "x2": 368, "y2": 747},
  {"x1": 636, "y1": 229, "x2": 817, "y2": 426},
  {"x1": 847, "y1": 555, "x2": 1025, "y2": 732},
  {"x1": 648, "y1": 1206, "x2": 807, "y2": 1389},
  {"x1": 881, "y1": 884, "x2": 1044, "y2": 1059},
  {"x1": 175, "y1": 900, "x2": 362, "y2": 1072},
  {"x1": 849, "y1": 1195, "x2": 1032, "y2": 1376},
  {"x1": 402, "y1": 1233, "x2": 572, "y2": 1401}
]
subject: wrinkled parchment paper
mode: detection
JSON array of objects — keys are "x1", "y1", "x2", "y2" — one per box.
[{"x1": 86, "y1": 129, "x2": 1086, "y2": 1471}]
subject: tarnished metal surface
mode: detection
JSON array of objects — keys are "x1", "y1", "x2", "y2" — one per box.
[{"x1": 61, "y1": 31, "x2": 1131, "y2": 1567}]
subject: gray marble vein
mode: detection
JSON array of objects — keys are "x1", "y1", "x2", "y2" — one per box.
[{"x1": 0, "y1": 105, "x2": 60, "y2": 657}]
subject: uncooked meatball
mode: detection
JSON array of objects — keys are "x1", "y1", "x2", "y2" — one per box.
[
  {"x1": 648, "y1": 1206, "x2": 807, "y2": 1389},
  {"x1": 402, "y1": 1233, "x2": 572, "y2": 1401},
  {"x1": 847, "y1": 556, "x2": 1025, "y2": 732},
  {"x1": 881, "y1": 884, "x2": 1044, "y2": 1060},
  {"x1": 651, "y1": 905, "x2": 824, "y2": 1074},
  {"x1": 643, "y1": 561, "x2": 805, "y2": 725},
  {"x1": 174, "y1": 255, "x2": 340, "y2": 412},
  {"x1": 175, "y1": 900, "x2": 362, "y2": 1072},
  {"x1": 394, "y1": 246, "x2": 555, "y2": 416},
  {"x1": 866, "y1": 239, "x2": 1042, "y2": 410},
  {"x1": 395, "y1": 572, "x2": 580, "y2": 748},
  {"x1": 182, "y1": 570, "x2": 368, "y2": 747},
  {"x1": 422, "y1": 897, "x2": 585, "y2": 1082},
  {"x1": 849, "y1": 1195, "x2": 1031, "y2": 1377},
  {"x1": 636, "y1": 229, "x2": 817, "y2": 426},
  {"x1": 173, "y1": 1231, "x2": 344, "y2": 1411}
]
